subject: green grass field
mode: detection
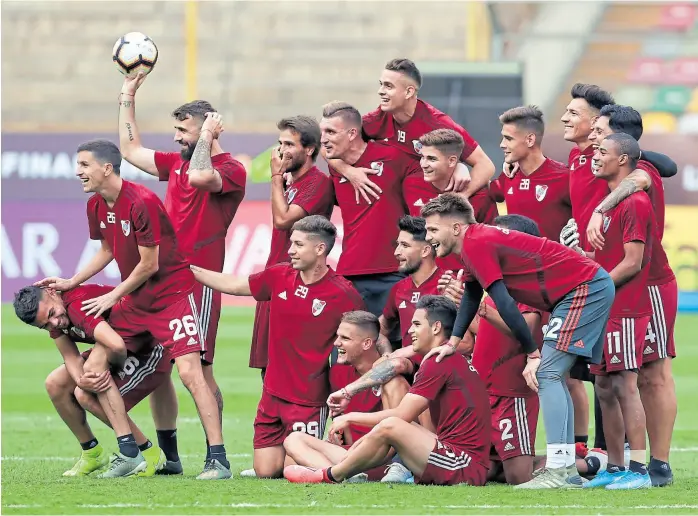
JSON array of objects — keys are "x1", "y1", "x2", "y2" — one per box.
[{"x1": 2, "y1": 305, "x2": 698, "y2": 515}]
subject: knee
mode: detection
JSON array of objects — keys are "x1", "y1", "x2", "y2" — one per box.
[
  {"x1": 176, "y1": 357, "x2": 206, "y2": 390},
  {"x1": 283, "y1": 431, "x2": 310, "y2": 457},
  {"x1": 73, "y1": 386, "x2": 92, "y2": 409},
  {"x1": 610, "y1": 373, "x2": 636, "y2": 400},
  {"x1": 536, "y1": 365, "x2": 562, "y2": 385},
  {"x1": 253, "y1": 459, "x2": 283, "y2": 479},
  {"x1": 594, "y1": 376, "x2": 614, "y2": 403},
  {"x1": 45, "y1": 369, "x2": 70, "y2": 400},
  {"x1": 374, "y1": 416, "x2": 401, "y2": 438},
  {"x1": 639, "y1": 362, "x2": 670, "y2": 391}
]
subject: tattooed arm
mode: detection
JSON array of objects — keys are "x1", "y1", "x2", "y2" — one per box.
[
  {"x1": 344, "y1": 357, "x2": 413, "y2": 397},
  {"x1": 188, "y1": 113, "x2": 224, "y2": 192},
  {"x1": 118, "y1": 74, "x2": 158, "y2": 175},
  {"x1": 376, "y1": 315, "x2": 397, "y2": 356}
]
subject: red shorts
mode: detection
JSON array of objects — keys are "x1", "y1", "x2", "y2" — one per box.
[
  {"x1": 253, "y1": 389, "x2": 328, "y2": 449},
  {"x1": 644, "y1": 280, "x2": 678, "y2": 363},
  {"x1": 590, "y1": 316, "x2": 651, "y2": 375},
  {"x1": 110, "y1": 293, "x2": 204, "y2": 361},
  {"x1": 191, "y1": 282, "x2": 222, "y2": 365},
  {"x1": 418, "y1": 440, "x2": 487, "y2": 486},
  {"x1": 489, "y1": 395, "x2": 538, "y2": 461},
  {"x1": 249, "y1": 301, "x2": 270, "y2": 369},
  {"x1": 81, "y1": 345, "x2": 172, "y2": 411}
]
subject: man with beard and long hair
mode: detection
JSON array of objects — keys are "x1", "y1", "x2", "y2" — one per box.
[{"x1": 117, "y1": 72, "x2": 247, "y2": 468}]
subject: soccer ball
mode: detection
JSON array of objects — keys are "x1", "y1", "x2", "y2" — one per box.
[{"x1": 112, "y1": 32, "x2": 158, "y2": 77}]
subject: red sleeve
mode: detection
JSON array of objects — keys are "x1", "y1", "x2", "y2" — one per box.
[
  {"x1": 409, "y1": 357, "x2": 446, "y2": 400},
  {"x1": 154, "y1": 151, "x2": 180, "y2": 182},
  {"x1": 361, "y1": 107, "x2": 384, "y2": 141},
  {"x1": 620, "y1": 196, "x2": 651, "y2": 245},
  {"x1": 216, "y1": 158, "x2": 247, "y2": 195},
  {"x1": 517, "y1": 302, "x2": 542, "y2": 316},
  {"x1": 461, "y1": 236, "x2": 503, "y2": 288},
  {"x1": 435, "y1": 114, "x2": 478, "y2": 161},
  {"x1": 248, "y1": 264, "x2": 285, "y2": 302},
  {"x1": 489, "y1": 176, "x2": 506, "y2": 203},
  {"x1": 131, "y1": 197, "x2": 161, "y2": 247},
  {"x1": 402, "y1": 174, "x2": 428, "y2": 216},
  {"x1": 382, "y1": 282, "x2": 400, "y2": 324},
  {"x1": 291, "y1": 174, "x2": 331, "y2": 216},
  {"x1": 86, "y1": 198, "x2": 102, "y2": 241},
  {"x1": 343, "y1": 284, "x2": 366, "y2": 312}
]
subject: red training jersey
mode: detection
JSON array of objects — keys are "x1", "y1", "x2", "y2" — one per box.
[
  {"x1": 569, "y1": 146, "x2": 608, "y2": 251},
  {"x1": 329, "y1": 364, "x2": 382, "y2": 442},
  {"x1": 330, "y1": 141, "x2": 417, "y2": 276},
  {"x1": 248, "y1": 263, "x2": 364, "y2": 406},
  {"x1": 459, "y1": 224, "x2": 600, "y2": 312},
  {"x1": 265, "y1": 167, "x2": 334, "y2": 267},
  {"x1": 154, "y1": 152, "x2": 247, "y2": 271},
  {"x1": 48, "y1": 284, "x2": 153, "y2": 353},
  {"x1": 410, "y1": 352, "x2": 490, "y2": 467},
  {"x1": 471, "y1": 297, "x2": 541, "y2": 398},
  {"x1": 87, "y1": 180, "x2": 195, "y2": 311},
  {"x1": 491, "y1": 158, "x2": 571, "y2": 241},
  {"x1": 362, "y1": 99, "x2": 479, "y2": 162},
  {"x1": 595, "y1": 192, "x2": 654, "y2": 318}
]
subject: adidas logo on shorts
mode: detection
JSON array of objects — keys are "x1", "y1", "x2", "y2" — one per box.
[
  {"x1": 644, "y1": 346, "x2": 653, "y2": 355},
  {"x1": 187, "y1": 337, "x2": 198, "y2": 345},
  {"x1": 503, "y1": 442, "x2": 515, "y2": 452},
  {"x1": 610, "y1": 355, "x2": 621, "y2": 364}
]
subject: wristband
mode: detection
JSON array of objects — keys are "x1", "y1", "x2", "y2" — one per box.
[
  {"x1": 341, "y1": 388, "x2": 352, "y2": 401},
  {"x1": 593, "y1": 207, "x2": 604, "y2": 215},
  {"x1": 448, "y1": 340, "x2": 458, "y2": 352}
]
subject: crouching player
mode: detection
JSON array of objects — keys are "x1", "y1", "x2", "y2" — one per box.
[
  {"x1": 283, "y1": 311, "x2": 410, "y2": 481},
  {"x1": 285, "y1": 296, "x2": 491, "y2": 486},
  {"x1": 13, "y1": 284, "x2": 177, "y2": 477}
]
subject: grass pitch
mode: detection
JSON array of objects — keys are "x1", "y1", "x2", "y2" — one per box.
[{"x1": 2, "y1": 305, "x2": 698, "y2": 515}]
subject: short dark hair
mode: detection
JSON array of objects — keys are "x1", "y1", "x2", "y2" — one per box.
[
  {"x1": 76, "y1": 139, "x2": 122, "y2": 175},
  {"x1": 13, "y1": 286, "x2": 44, "y2": 325},
  {"x1": 172, "y1": 100, "x2": 215, "y2": 123},
  {"x1": 341, "y1": 310, "x2": 380, "y2": 340},
  {"x1": 321, "y1": 101, "x2": 362, "y2": 129},
  {"x1": 291, "y1": 215, "x2": 337, "y2": 255},
  {"x1": 277, "y1": 115, "x2": 322, "y2": 161},
  {"x1": 416, "y1": 295, "x2": 458, "y2": 338},
  {"x1": 398, "y1": 215, "x2": 428, "y2": 242},
  {"x1": 385, "y1": 58, "x2": 422, "y2": 89},
  {"x1": 419, "y1": 129, "x2": 464, "y2": 158},
  {"x1": 570, "y1": 83, "x2": 615, "y2": 112},
  {"x1": 494, "y1": 214, "x2": 541, "y2": 237},
  {"x1": 599, "y1": 104, "x2": 643, "y2": 141},
  {"x1": 604, "y1": 133, "x2": 641, "y2": 170},
  {"x1": 420, "y1": 193, "x2": 476, "y2": 224},
  {"x1": 499, "y1": 105, "x2": 545, "y2": 143}
]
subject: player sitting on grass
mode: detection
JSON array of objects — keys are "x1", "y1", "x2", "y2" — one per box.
[
  {"x1": 284, "y1": 295, "x2": 491, "y2": 486},
  {"x1": 13, "y1": 285, "x2": 177, "y2": 478},
  {"x1": 283, "y1": 311, "x2": 410, "y2": 482}
]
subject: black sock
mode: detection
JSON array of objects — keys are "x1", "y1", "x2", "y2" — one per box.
[
  {"x1": 138, "y1": 440, "x2": 153, "y2": 452},
  {"x1": 117, "y1": 434, "x2": 139, "y2": 458},
  {"x1": 585, "y1": 456, "x2": 601, "y2": 475},
  {"x1": 629, "y1": 460, "x2": 648, "y2": 475},
  {"x1": 208, "y1": 444, "x2": 229, "y2": 469},
  {"x1": 326, "y1": 467, "x2": 339, "y2": 483},
  {"x1": 649, "y1": 456, "x2": 671, "y2": 473},
  {"x1": 80, "y1": 439, "x2": 98, "y2": 451},
  {"x1": 156, "y1": 429, "x2": 180, "y2": 462},
  {"x1": 593, "y1": 391, "x2": 607, "y2": 449},
  {"x1": 607, "y1": 463, "x2": 625, "y2": 474},
  {"x1": 575, "y1": 435, "x2": 588, "y2": 445},
  {"x1": 206, "y1": 439, "x2": 211, "y2": 461}
]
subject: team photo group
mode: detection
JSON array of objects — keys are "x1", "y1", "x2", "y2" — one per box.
[{"x1": 12, "y1": 56, "x2": 679, "y2": 491}]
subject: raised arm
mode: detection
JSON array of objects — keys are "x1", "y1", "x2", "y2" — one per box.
[
  {"x1": 191, "y1": 265, "x2": 252, "y2": 296},
  {"x1": 118, "y1": 72, "x2": 158, "y2": 175},
  {"x1": 188, "y1": 113, "x2": 225, "y2": 192}
]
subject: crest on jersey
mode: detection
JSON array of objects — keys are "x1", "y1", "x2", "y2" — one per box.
[
  {"x1": 66, "y1": 326, "x2": 86, "y2": 339},
  {"x1": 603, "y1": 216, "x2": 611, "y2": 233},
  {"x1": 372, "y1": 385, "x2": 383, "y2": 397},
  {"x1": 286, "y1": 187, "x2": 298, "y2": 204},
  {"x1": 412, "y1": 140, "x2": 423, "y2": 154},
  {"x1": 312, "y1": 298, "x2": 326, "y2": 316},
  {"x1": 370, "y1": 161, "x2": 384, "y2": 176},
  {"x1": 121, "y1": 220, "x2": 131, "y2": 236},
  {"x1": 535, "y1": 185, "x2": 548, "y2": 202}
]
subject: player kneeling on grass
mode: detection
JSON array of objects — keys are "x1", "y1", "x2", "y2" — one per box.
[
  {"x1": 283, "y1": 311, "x2": 411, "y2": 482},
  {"x1": 284, "y1": 295, "x2": 491, "y2": 486},
  {"x1": 13, "y1": 285, "x2": 178, "y2": 478}
]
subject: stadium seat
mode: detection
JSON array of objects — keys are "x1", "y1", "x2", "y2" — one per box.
[
  {"x1": 680, "y1": 37, "x2": 698, "y2": 57},
  {"x1": 678, "y1": 113, "x2": 698, "y2": 134},
  {"x1": 667, "y1": 58, "x2": 698, "y2": 84},
  {"x1": 651, "y1": 86, "x2": 692, "y2": 114},
  {"x1": 615, "y1": 86, "x2": 655, "y2": 112},
  {"x1": 643, "y1": 36, "x2": 681, "y2": 58},
  {"x1": 687, "y1": 88, "x2": 698, "y2": 112},
  {"x1": 658, "y1": 3, "x2": 696, "y2": 31},
  {"x1": 641, "y1": 112, "x2": 678, "y2": 133},
  {"x1": 628, "y1": 58, "x2": 666, "y2": 84}
]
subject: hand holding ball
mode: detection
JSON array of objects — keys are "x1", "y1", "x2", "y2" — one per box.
[{"x1": 113, "y1": 32, "x2": 158, "y2": 78}]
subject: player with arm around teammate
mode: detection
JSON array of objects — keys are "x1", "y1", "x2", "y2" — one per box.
[{"x1": 283, "y1": 311, "x2": 410, "y2": 482}]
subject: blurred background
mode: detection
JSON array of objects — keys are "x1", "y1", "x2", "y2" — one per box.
[{"x1": 1, "y1": 0, "x2": 697, "y2": 310}]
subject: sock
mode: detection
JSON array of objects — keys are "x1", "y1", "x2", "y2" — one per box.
[
  {"x1": 575, "y1": 435, "x2": 588, "y2": 445},
  {"x1": 206, "y1": 439, "x2": 211, "y2": 461},
  {"x1": 593, "y1": 391, "x2": 606, "y2": 449},
  {"x1": 326, "y1": 467, "x2": 339, "y2": 483},
  {"x1": 117, "y1": 434, "x2": 139, "y2": 458},
  {"x1": 138, "y1": 440, "x2": 153, "y2": 452},
  {"x1": 209, "y1": 444, "x2": 229, "y2": 469},
  {"x1": 585, "y1": 455, "x2": 601, "y2": 475},
  {"x1": 607, "y1": 463, "x2": 625, "y2": 474},
  {"x1": 80, "y1": 439, "x2": 98, "y2": 451},
  {"x1": 565, "y1": 444, "x2": 576, "y2": 467},
  {"x1": 649, "y1": 457, "x2": 671, "y2": 473},
  {"x1": 629, "y1": 459, "x2": 648, "y2": 475},
  {"x1": 546, "y1": 444, "x2": 566, "y2": 469},
  {"x1": 156, "y1": 429, "x2": 180, "y2": 462}
]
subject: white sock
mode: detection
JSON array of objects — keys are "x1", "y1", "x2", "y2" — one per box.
[
  {"x1": 566, "y1": 444, "x2": 577, "y2": 467},
  {"x1": 546, "y1": 444, "x2": 566, "y2": 469}
]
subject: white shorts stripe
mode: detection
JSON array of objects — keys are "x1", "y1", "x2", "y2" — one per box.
[
  {"x1": 515, "y1": 398, "x2": 532, "y2": 455},
  {"x1": 427, "y1": 452, "x2": 472, "y2": 470},
  {"x1": 649, "y1": 285, "x2": 667, "y2": 359},
  {"x1": 187, "y1": 293, "x2": 205, "y2": 352},
  {"x1": 622, "y1": 318, "x2": 637, "y2": 370},
  {"x1": 118, "y1": 345, "x2": 164, "y2": 396},
  {"x1": 199, "y1": 286, "x2": 213, "y2": 344}
]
